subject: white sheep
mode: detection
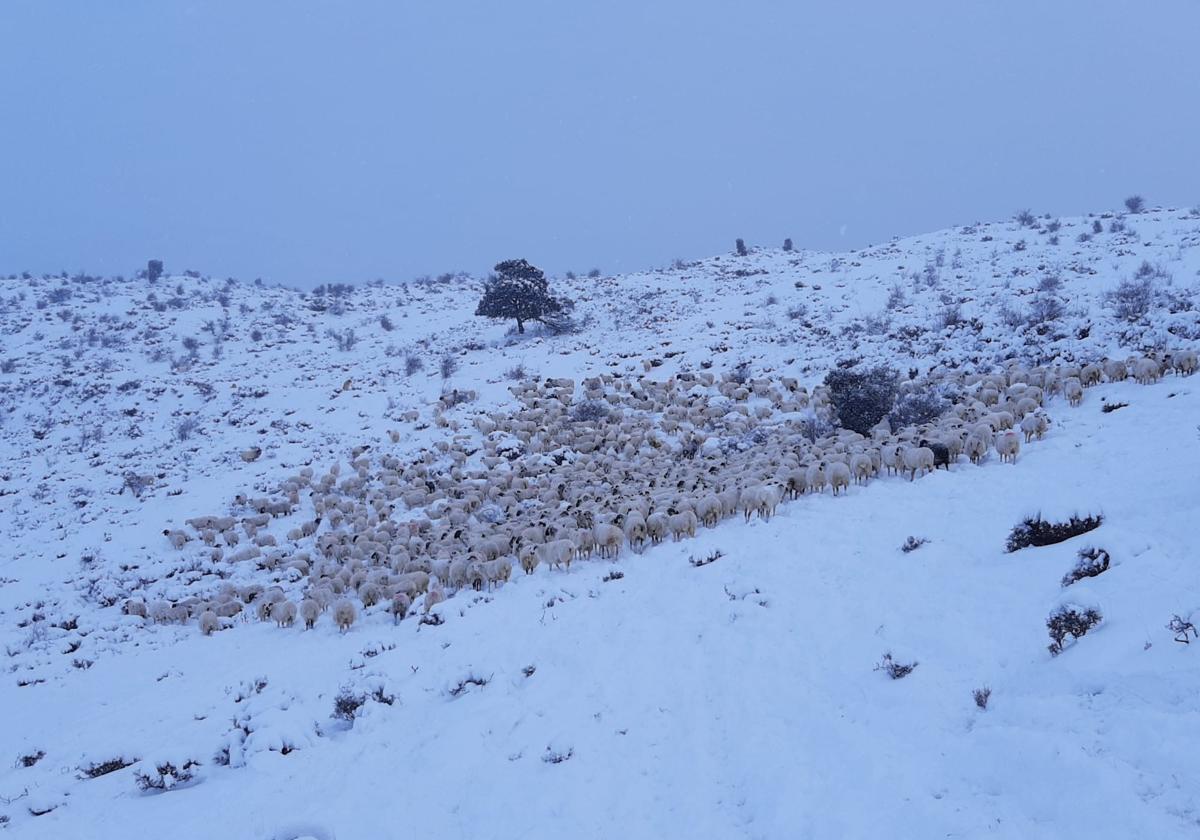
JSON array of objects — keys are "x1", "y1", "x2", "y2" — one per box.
[
  {"x1": 300, "y1": 598, "x2": 320, "y2": 629},
  {"x1": 271, "y1": 600, "x2": 297, "y2": 628},
  {"x1": 828, "y1": 462, "x2": 851, "y2": 496},
  {"x1": 593, "y1": 523, "x2": 623, "y2": 558},
  {"x1": 390, "y1": 593, "x2": 412, "y2": 623},
  {"x1": 668, "y1": 509, "x2": 697, "y2": 541},
  {"x1": 198, "y1": 610, "x2": 221, "y2": 636},
  {"x1": 334, "y1": 600, "x2": 357, "y2": 632},
  {"x1": 995, "y1": 430, "x2": 1020, "y2": 464}
]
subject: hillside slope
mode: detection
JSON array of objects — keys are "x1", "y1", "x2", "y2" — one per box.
[{"x1": 2, "y1": 206, "x2": 1199, "y2": 838}]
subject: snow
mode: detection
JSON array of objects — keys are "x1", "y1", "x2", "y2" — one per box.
[{"x1": 1, "y1": 207, "x2": 1199, "y2": 837}]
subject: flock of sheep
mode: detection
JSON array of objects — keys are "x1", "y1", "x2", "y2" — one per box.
[{"x1": 126, "y1": 349, "x2": 1195, "y2": 635}]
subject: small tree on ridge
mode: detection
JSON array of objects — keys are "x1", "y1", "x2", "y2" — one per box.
[{"x1": 475, "y1": 258, "x2": 562, "y2": 334}]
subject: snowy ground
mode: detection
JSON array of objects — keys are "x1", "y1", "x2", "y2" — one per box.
[{"x1": 2, "y1": 206, "x2": 1199, "y2": 838}]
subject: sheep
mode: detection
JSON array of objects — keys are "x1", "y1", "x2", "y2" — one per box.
[
  {"x1": 162, "y1": 529, "x2": 190, "y2": 550},
  {"x1": 646, "y1": 512, "x2": 669, "y2": 544},
  {"x1": 518, "y1": 545, "x2": 540, "y2": 575},
  {"x1": 805, "y1": 462, "x2": 828, "y2": 494},
  {"x1": 668, "y1": 509, "x2": 697, "y2": 541},
  {"x1": 334, "y1": 600, "x2": 357, "y2": 632},
  {"x1": 199, "y1": 610, "x2": 221, "y2": 636},
  {"x1": 271, "y1": 600, "x2": 297, "y2": 628},
  {"x1": 1169, "y1": 349, "x2": 1197, "y2": 376},
  {"x1": 241, "y1": 446, "x2": 263, "y2": 462},
  {"x1": 849, "y1": 453, "x2": 874, "y2": 485},
  {"x1": 918, "y1": 439, "x2": 952, "y2": 471},
  {"x1": 123, "y1": 599, "x2": 148, "y2": 619},
  {"x1": 995, "y1": 430, "x2": 1020, "y2": 464},
  {"x1": 1020, "y1": 412, "x2": 1048, "y2": 443},
  {"x1": 898, "y1": 445, "x2": 935, "y2": 481},
  {"x1": 536, "y1": 539, "x2": 575, "y2": 571},
  {"x1": 1064, "y1": 378, "x2": 1083, "y2": 407},
  {"x1": 593, "y1": 523, "x2": 623, "y2": 558},
  {"x1": 828, "y1": 462, "x2": 851, "y2": 496},
  {"x1": 391, "y1": 593, "x2": 412, "y2": 623},
  {"x1": 622, "y1": 511, "x2": 648, "y2": 553},
  {"x1": 423, "y1": 584, "x2": 445, "y2": 614},
  {"x1": 1133, "y1": 356, "x2": 1161, "y2": 385},
  {"x1": 696, "y1": 494, "x2": 723, "y2": 527},
  {"x1": 1103, "y1": 358, "x2": 1128, "y2": 382},
  {"x1": 300, "y1": 598, "x2": 321, "y2": 629}
]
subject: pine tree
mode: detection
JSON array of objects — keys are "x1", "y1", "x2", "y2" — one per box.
[{"x1": 475, "y1": 259, "x2": 562, "y2": 334}]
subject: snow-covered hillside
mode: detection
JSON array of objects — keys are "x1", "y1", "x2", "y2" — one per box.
[{"x1": 2, "y1": 206, "x2": 1199, "y2": 838}]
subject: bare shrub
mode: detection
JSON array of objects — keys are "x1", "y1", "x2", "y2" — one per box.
[
  {"x1": 327, "y1": 328, "x2": 358, "y2": 352},
  {"x1": 875, "y1": 652, "x2": 918, "y2": 679},
  {"x1": 885, "y1": 284, "x2": 906, "y2": 310},
  {"x1": 404, "y1": 353, "x2": 424, "y2": 376},
  {"x1": 900, "y1": 536, "x2": 928, "y2": 553},
  {"x1": 973, "y1": 687, "x2": 991, "y2": 710},
  {"x1": 332, "y1": 687, "x2": 366, "y2": 723},
  {"x1": 439, "y1": 355, "x2": 458, "y2": 379},
  {"x1": 379, "y1": 314, "x2": 395, "y2": 331},
  {"x1": 1046, "y1": 606, "x2": 1102, "y2": 656},
  {"x1": 1168, "y1": 615, "x2": 1197, "y2": 644},
  {"x1": 504, "y1": 364, "x2": 528, "y2": 381},
  {"x1": 1124, "y1": 195, "x2": 1145, "y2": 214},
  {"x1": 937, "y1": 304, "x2": 963, "y2": 329},
  {"x1": 1014, "y1": 209, "x2": 1036, "y2": 227},
  {"x1": 735, "y1": 238, "x2": 748, "y2": 257}
]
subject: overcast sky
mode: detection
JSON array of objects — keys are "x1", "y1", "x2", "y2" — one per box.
[{"x1": 2, "y1": 2, "x2": 1198, "y2": 288}]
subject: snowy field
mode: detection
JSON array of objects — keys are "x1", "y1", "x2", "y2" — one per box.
[{"x1": 1, "y1": 206, "x2": 1199, "y2": 838}]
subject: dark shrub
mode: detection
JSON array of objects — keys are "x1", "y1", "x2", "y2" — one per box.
[
  {"x1": 570, "y1": 400, "x2": 610, "y2": 424},
  {"x1": 404, "y1": 353, "x2": 424, "y2": 376},
  {"x1": 782, "y1": 238, "x2": 793, "y2": 252},
  {"x1": 900, "y1": 536, "x2": 928, "y2": 553},
  {"x1": 475, "y1": 258, "x2": 562, "y2": 334},
  {"x1": 825, "y1": 364, "x2": 898, "y2": 435},
  {"x1": 1124, "y1": 195, "x2": 1145, "y2": 214},
  {"x1": 973, "y1": 687, "x2": 991, "y2": 710},
  {"x1": 1168, "y1": 615, "x2": 1197, "y2": 644},
  {"x1": 1014, "y1": 209, "x2": 1036, "y2": 227},
  {"x1": 1105, "y1": 273, "x2": 1156, "y2": 322},
  {"x1": 1061, "y1": 547, "x2": 1110, "y2": 587},
  {"x1": 889, "y1": 389, "x2": 949, "y2": 428},
  {"x1": 875, "y1": 652, "x2": 918, "y2": 679},
  {"x1": 147, "y1": 259, "x2": 163, "y2": 283},
  {"x1": 1005, "y1": 513, "x2": 1103, "y2": 552},
  {"x1": 379, "y1": 314, "x2": 394, "y2": 331},
  {"x1": 332, "y1": 688, "x2": 366, "y2": 722},
  {"x1": 1046, "y1": 606, "x2": 1102, "y2": 656},
  {"x1": 735, "y1": 238, "x2": 748, "y2": 257}
]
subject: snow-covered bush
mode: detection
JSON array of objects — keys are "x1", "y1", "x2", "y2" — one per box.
[
  {"x1": 1046, "y1": 606, "x2": 1102, "y2": 656},
  {"x1": 1061, "y1": 547, "x2": 1110, "y2": 587},
  {"x1": 825, "y1": 363, "x2": 898, "y2": 435},
  {"x1": 133, "y1": 759, "x2": 200, "y2": 793},
  {"x1": 332, "y1": 688, "x2": 366, "y2": 723},
  {"x1": 1005, "y1": 513, "x2": 1103, "y2": 553}
]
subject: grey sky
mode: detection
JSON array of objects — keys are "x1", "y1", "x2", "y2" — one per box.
[{"x1": 2, "y1": 1, "x2": 1197, "y2": 288}]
